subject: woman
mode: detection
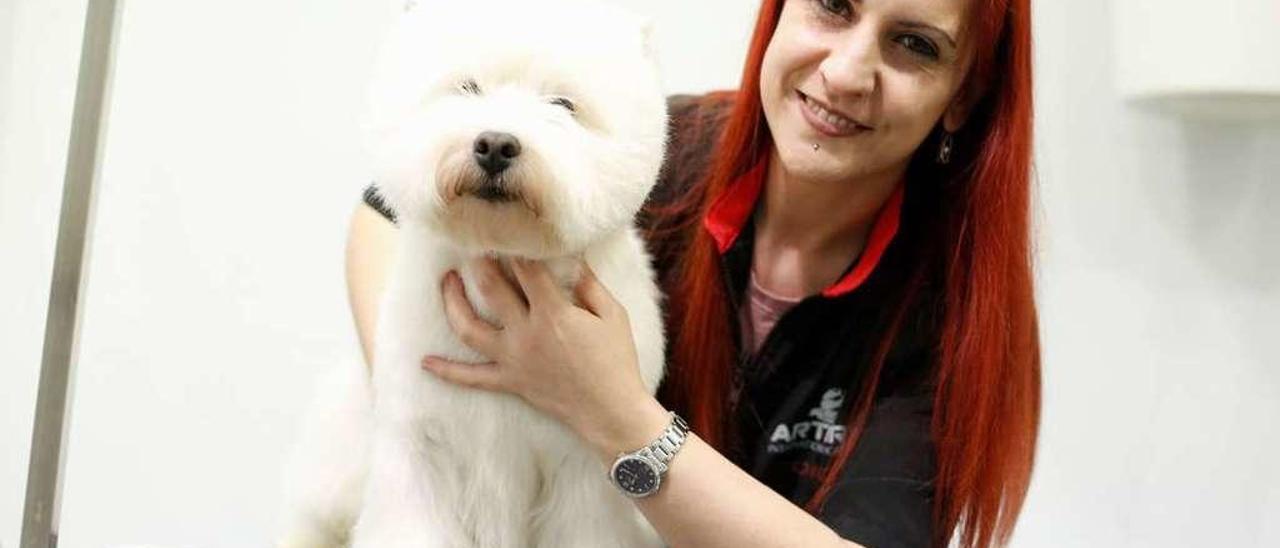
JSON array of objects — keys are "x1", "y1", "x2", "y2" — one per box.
[{"x1": 347, "y1": 0, "x2": 1040, "y2": 546}]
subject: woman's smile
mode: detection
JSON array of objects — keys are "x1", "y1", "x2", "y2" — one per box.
[{"x1": 796, "y1": 90, "x2": 870, "y2": 138}]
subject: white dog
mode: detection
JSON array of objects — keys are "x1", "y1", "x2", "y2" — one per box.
[{"x1": 277, "y1": 1, "x2": 669, "y2": 547}]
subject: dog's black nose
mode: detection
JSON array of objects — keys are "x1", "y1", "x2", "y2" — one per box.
[{"x1": 473, "y1": 131, "x2": 522, "y2": 176}]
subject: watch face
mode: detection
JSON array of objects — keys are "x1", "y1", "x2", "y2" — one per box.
[{"x1": 611, "y1": 456, "x2": 660, "y2": 497}]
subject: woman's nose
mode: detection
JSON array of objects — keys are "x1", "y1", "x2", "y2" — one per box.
[{"x1": 818, "y1": 28, "x2": 879, "y2": 98}]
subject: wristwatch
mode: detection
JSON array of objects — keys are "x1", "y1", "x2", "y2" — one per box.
[{"x1": 608, "y1": 412, "x2": 691, "y2": 498}]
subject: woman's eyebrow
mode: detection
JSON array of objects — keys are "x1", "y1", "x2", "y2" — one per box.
[{"x1": 897, "y1": 20, "x2": 958, "y2": 49}]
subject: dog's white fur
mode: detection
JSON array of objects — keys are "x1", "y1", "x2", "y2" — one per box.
[{"x1": 277, "y1": 1, "x2": 668, "y2": 547}]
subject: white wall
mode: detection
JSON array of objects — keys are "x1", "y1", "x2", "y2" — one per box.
[
  {"x1": 1, "y1": 0, "x2": 1276, "y2": 547},
  {"x1": 1018, "y1": 1, "x2": 1280, "y2": 546}
]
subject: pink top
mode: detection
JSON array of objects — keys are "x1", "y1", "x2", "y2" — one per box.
[{"x1": 738, "y1": 267, "x2": 805, "y2": 357}]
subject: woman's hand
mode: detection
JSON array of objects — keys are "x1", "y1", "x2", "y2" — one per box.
[{"x1": 421, "y1": 256, "x2": 665, "y2": 456}]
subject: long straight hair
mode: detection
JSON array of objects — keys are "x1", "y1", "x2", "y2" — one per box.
[{"x1": 651, "y1": 1, "x2": 1040, "y2": 546}]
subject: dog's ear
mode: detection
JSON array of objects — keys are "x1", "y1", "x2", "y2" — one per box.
[{"x1": 637, "y1": 17, "x2": 658, "y2": 62}]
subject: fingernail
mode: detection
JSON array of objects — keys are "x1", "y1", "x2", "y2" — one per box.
[{"x1": 421, "y1": 357, "x2": 436, "y2": 369}]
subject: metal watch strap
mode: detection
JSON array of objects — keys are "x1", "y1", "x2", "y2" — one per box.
[{"x1": 636, "y1": 412, "x2": 690, "y2": 471}]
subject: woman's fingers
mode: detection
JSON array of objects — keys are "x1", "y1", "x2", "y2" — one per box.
[
  {"x1": 573, "y1": 260, "x2": 620, "y2": 319},
  {"x1": 470, "y1": 256, "x2": 528, "y2": 322},
  {"x1": 510, "y1": 258, "x2": 565, "y2": 311},
  {"x1": 421, "y1": 356, "x2": 506, "y2": 392},
  {"x1": 509, "y1": 258, "x2": 622, "y2": 319},
  {"x1": 441, "y1": 270, "x2": 501, "y2": 355}
]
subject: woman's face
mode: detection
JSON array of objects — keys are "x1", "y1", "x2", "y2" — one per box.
[{"x1": 760, "y1": 0, "x2": 975, "y2": 186}]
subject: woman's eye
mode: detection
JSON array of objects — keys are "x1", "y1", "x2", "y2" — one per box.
[
  {"x1": 457, "y1": 79, "x2": 481, "y2": 95},
  {"x1": 549, "y1": 97, "x2": 576, "y2": 113},
  {"x1": 815, "y1": 0, "x2": 853, "y2": 19},
  {"x1": 897, "y1": 34, "x2": 939, "y2": 59}
]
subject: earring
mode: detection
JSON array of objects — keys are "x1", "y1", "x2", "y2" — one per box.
[{"x1": 937, "y1": 131, "x2": 954, "y2": 165}]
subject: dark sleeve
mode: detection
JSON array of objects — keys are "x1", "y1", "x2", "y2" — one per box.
[
  {"x1": 819, "y1": 392, "x2": 936, "y2": 548},
  {"x1": 362, "y1": 182, "x2": 398, "y2": 225}
]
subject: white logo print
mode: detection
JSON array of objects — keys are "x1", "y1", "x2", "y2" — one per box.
[{"x1": 767, "y1": 388, "x2": 847, "y2": 455}]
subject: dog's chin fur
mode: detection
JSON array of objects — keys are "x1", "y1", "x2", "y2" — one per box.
[
  {"x1": 435, "y1": 199, "x2": 561, "y2": 257},
  {"x1": 278, "y1": 0, "x2": 669, "y2": 546}
]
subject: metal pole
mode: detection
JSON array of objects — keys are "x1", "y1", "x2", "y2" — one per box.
[{"x1": 21, "y1": 0, "x2": 123, "y2": 546}]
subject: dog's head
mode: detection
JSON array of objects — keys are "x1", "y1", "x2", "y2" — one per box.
[{"x1": 360, "y1": 0, "x2": 668, "y2": 257}]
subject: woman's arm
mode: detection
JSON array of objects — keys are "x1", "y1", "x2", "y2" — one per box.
[
  {"x1": 422, "y1": 258, "x2": 865, "y2": 548},
  {"x1": 585, "y1": 397, "x2": 865, "y2": 548},
  {"x1": 344, "y1": 202, "x2": 397, "y2": 369}
]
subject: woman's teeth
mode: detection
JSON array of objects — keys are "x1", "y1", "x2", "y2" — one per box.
[{"x1": 803, "y1": 93, "x2": 860, "y2": 133}]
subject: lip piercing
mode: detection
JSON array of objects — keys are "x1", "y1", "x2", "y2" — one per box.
[{"x1": 812, "y1": 143, "x2": 820, "y2": 151}]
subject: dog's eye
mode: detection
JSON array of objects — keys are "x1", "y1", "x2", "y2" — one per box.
[
  {"x1": 457, "y1": 79, "x2": 481, "y2": 95},
  {"x1": 549, "y1": 97, "x2": 576, "y2": 113}
]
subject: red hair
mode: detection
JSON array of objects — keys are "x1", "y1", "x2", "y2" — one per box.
[{"x1": 650, "y1": 1, "x2": 1040, "y2": 547}]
